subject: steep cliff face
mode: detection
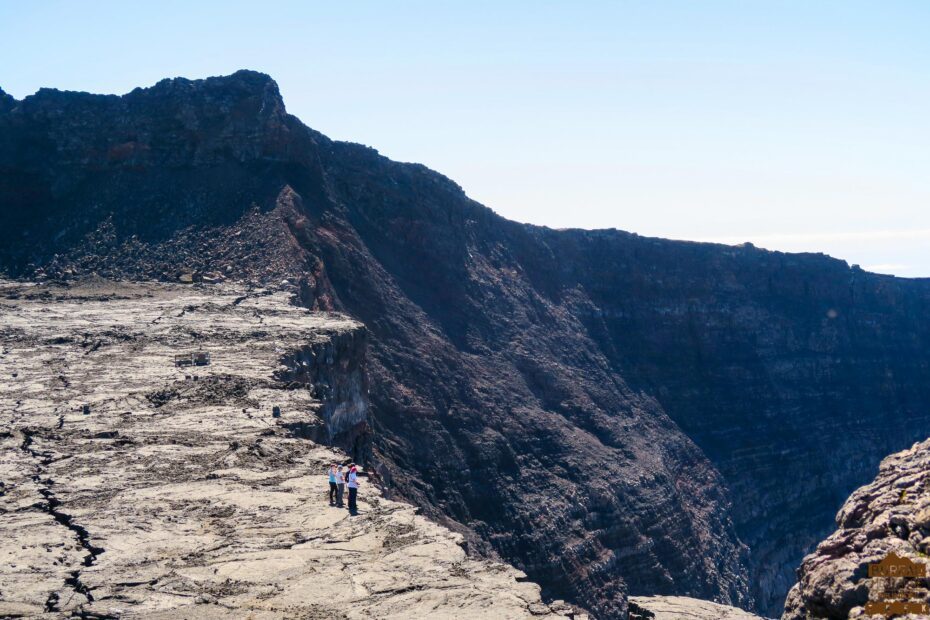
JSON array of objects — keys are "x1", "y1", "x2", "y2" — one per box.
[
  {"x1": 3, "y1": 71, "x2": 930, "y2": 618},
  {"x1": 276, "y1": 326, "x2": 370, "y2": 449},
  {"x1": 529, "y1": 230, "x2": 930, "y2": 613},
  {"x1": 783, "y1": 438, "x2": 930, "y2": 619}
]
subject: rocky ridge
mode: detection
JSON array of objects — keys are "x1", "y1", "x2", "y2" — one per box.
[
  {"x1": 783, "y1": 438, "x2": 930, "y2": 619},
  {"x1": 0, "y1": 280, "x2": 577, "y2": 619}
]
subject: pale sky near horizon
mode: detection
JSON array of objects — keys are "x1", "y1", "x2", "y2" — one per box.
[{"x1": 2, "y1": 1, "x2": 929, "y2": 277}]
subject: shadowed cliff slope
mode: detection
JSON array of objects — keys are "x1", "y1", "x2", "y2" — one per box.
[{"x1": 3, "y1": 71, "x2": 930, "y2": 618}]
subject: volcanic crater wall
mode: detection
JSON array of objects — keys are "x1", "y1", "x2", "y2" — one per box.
[{"x1": 3, "y1": 71, "x2": 930, "y2": 618}]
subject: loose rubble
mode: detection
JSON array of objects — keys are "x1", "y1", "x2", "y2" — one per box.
[{"x1": 0, "y1": 280, "x2": 577, "y2": 619}]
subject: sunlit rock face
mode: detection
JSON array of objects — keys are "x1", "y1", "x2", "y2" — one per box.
[
  {"x1": 3, "y1": 71, "x2": 930, "y2": 618},
  {"x1": 783, "y1": 438, "x2": 930, "y2": 620}
]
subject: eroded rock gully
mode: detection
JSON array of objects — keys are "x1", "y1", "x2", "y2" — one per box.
[{"x1": 0, "y1": 280, "x2": 576, "y2": 619}]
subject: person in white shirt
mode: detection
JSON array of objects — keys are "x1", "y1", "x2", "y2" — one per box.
[
  {"x1": 335, "y1": 466, "x2": 346, "y2": 507},
  {"x1": 347, "y1": 464, "x2": 360, "y2": 513}
]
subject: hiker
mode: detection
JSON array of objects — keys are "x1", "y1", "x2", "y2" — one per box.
[
  {"x1": 335, "y1": 465, "x2": 346, "y2": 507},
  {"x1": 328, "y1": 464, "x2": 338, "y2": 505},
  {"x1": 347, "y1": 463, "x2": 359, "y2": 513}
]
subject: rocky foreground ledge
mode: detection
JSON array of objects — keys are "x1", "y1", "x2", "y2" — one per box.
[
  {"x1": 629, "y1": 595, "x2": 767, "y2": 619},
  {"x1": 783, "y1": 438, "x2": 930, "y2": 619},
  {"x1": 0, "y1": 280, "x2": 581, "y2": 619}
]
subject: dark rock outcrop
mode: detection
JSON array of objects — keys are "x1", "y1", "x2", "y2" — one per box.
[
  {"x1": 277, "y1": 325, "x2": 370, "y2": 449},
  {"x1": 783, "y1": 438, "x2": 930, "y2": 619},
  {"x1": 3, "y1": 71, "x2": 930, "y2": 618}
]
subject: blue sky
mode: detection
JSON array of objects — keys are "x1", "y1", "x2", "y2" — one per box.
[{"x1": 2, "y1": 1, "x2": 929, "y2": 276}]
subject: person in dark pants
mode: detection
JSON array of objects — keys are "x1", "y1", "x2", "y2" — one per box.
[
  {"x1": 347, "y1": 464, "x2": 359, "y2": 513},
  {"x1": 327, "y1": 464, "x2": 338, "y2": 505},
  {"x1": 335, "y1": 466, "x2": 346, "y2": 507}
]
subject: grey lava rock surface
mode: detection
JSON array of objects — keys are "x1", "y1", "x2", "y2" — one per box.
[
  {"x1": 0, "y1": 280, "x2": 581, "y2": 619},
  {"x1": 3, "y1": 71, "x2": 930, "y2": 618},
  {"x1": 630, "y1": 595, "x2": 768, "y2": 620}
]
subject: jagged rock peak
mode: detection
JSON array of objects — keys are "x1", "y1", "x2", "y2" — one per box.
[
  {"x1": 6, "y1": 70, "x2": 289, "y2": 142},
  {"x1": 131, "y1": 69, "x2": 286, "y2": 113},
  {"x1": 9, "y1": 69, "x2": 284, "y2": 112},
  {"x1": 2, "y1": 70, "x2": 303, "y2": 169}
]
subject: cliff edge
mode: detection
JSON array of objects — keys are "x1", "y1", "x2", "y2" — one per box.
[{"x1": 0, "y1": 280, "x2": 578, "y2": 619}]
